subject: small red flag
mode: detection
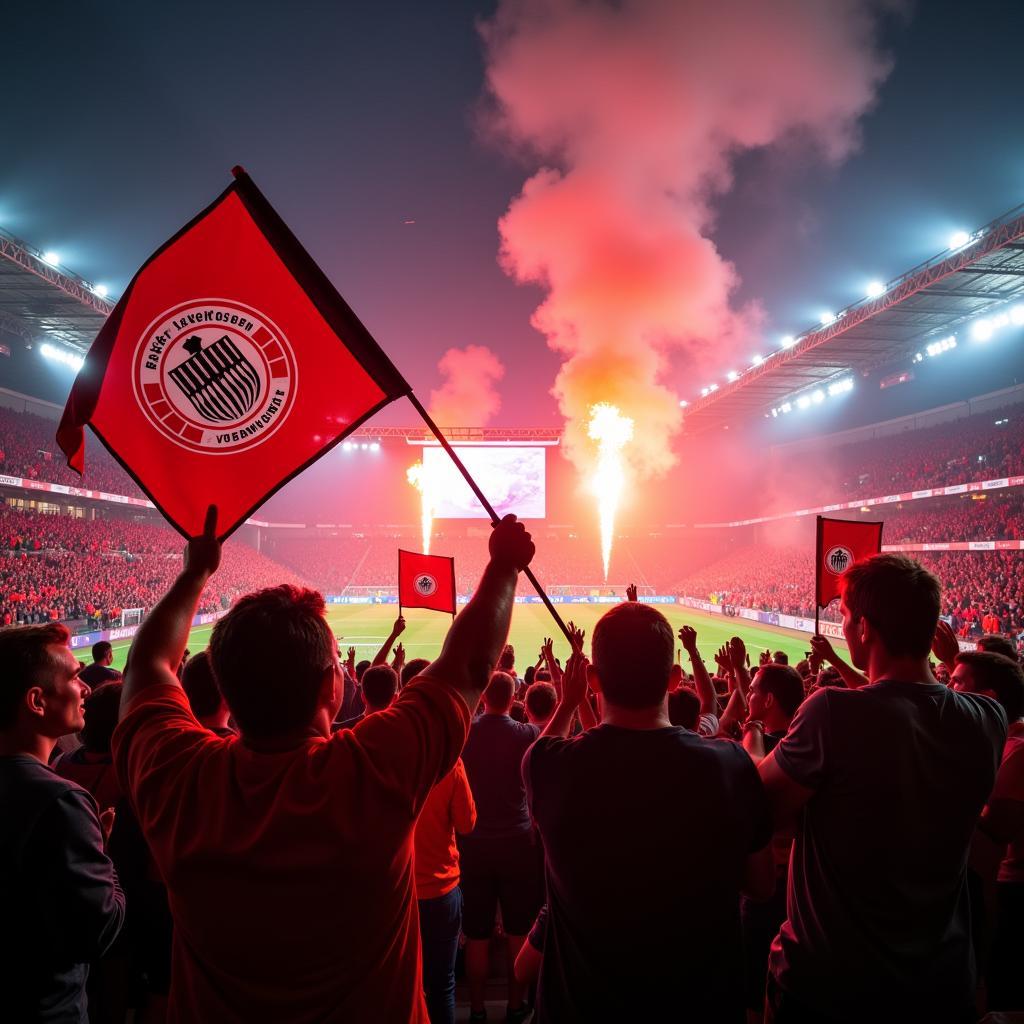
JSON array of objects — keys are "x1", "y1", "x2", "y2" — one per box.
[
  {"x1": 816, "y1": 516, "x2": 884, "y2": 609},
  {"x1": 398, "y1": 550, "x2": 456, "y2": 616},
  {"x1": 57, "y1": 169, "x2": 409, "y2": 539}
]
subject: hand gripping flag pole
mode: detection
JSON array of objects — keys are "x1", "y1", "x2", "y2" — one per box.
[{"x1": 406, "y1": 393, "x2": 575, "y2": 647}]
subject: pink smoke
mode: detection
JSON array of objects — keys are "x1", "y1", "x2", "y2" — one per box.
[
  {"x1": 428, "y1": 344, "x2": 507, "y2": 426},
  {"x1": 480, "y1": 0, "x2": 895, "y2": 478}
]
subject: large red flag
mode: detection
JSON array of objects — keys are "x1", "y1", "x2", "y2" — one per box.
[
  {"x1": 816, "y1": 516, "x2": 884, "y2": 609},
  {"x1": 57, "y1": 168, "x2": 409, "y2": 539},
  {"x1": 398, "y1": 550, "x2": 456, "y2": 616}
]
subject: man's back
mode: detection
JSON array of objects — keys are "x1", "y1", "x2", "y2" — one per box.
[
  {"x1": 770, "y1": 681, "x2": 1006, "y2": 1020},
  {"x1": 525, "y1": 725, "x2": 771, "y2": 1023},
  {"x1": 113, "y1": 680, "x2": 468, "y2": 1024},
  {"x1": 461, "y1": 713, "x2": 537, "y2": 837}
]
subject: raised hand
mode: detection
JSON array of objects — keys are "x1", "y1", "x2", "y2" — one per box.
[
  {"x1": 678, "y1": 624, "x2": 698, "y2": 655},
  {"x1": 715, "y1": 644, "x2": 731, "y2": 673},
  {"x1": 392, "y1": 615, "x2": 407, "y2": 637},
  {"x1": 566, "y1": 620, "x2": 586, "y2": 654},
  {"x1": 392, "y1": 642, "x2": 405, "y2": 669},
  {"x1": 626, "y1": 583, "x2": 638, "y2": 602},
  {"x1": 561, "y1": 650, "x2": 590, "y2": 708},
  {"x1": 185, "y1": 504, "x2": 221, "y2": 578},
  {"x1": 346, "y1": 647, "x2": 356, "y2": 672},
  {"x1": 759, "y1": 648, "x2": 772, "y2": 667},
  {"x1": 809, "y1": 634, "x2": 835, "y2": 669},
  {"x1": 489, "y1": 514, "x2": 535, "y2": 571},
  {"x1": 931, "y1": 619, "x2": 960, "y2": 668},
  {"x1": 728, "y1": 636, "x2": 747, "y2": 671}
]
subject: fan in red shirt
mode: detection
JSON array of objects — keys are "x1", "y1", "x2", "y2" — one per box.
[{"x1": 112, "y1": 507, "x2": 535, "y2": 1023}]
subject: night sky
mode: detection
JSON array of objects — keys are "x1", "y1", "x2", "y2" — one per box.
[{"x1": 4, "y1": 0, "x2": 1024, "y2": 431}]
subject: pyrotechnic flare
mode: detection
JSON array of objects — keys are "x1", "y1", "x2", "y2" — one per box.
[
  {"x1": 406, "y1": 462, "x2": 434, "y2": 555},
  {"x1": 588, "y1": 403, "x2": 634, "y2": 581}
]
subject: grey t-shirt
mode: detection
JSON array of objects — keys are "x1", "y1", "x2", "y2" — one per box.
[{"x1": 770, "y1": 680, "x2": 1006, "y2": 1021}]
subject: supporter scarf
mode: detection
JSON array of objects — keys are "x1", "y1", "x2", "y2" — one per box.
[{"x1": 57, "y1": 168, "x2": 409, "y2": 539}]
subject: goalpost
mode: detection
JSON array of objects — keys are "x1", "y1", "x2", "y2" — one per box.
[{"x1": 119, "y1": 607, "x2": 145, "y2": 628}]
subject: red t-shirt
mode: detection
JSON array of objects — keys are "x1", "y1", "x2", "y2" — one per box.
[
  {"x1": 112, "y1": 678, "x2": 469, "y2": 1023},
  {"x1": 414, "y1": 758, "x2": 476, "y2": 900}
]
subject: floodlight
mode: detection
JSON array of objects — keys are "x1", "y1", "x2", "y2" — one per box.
[
  {"x1": 797, "y1": 396, "x2": 811, "y2": 410},
  {"x1": 342, "y1": 441, "x2": 353, "y2": 451},
  {"x1": 751, "y1": 354, "x2": 763, "y2": 365},
  {"x1": 771, "y1": 408, "x2": 778, "y2": 418},
  {"x1": 727, "y1": 370, "x2": 739, "y2": 382},
  {"x1": 93, "y1": 284, "x2": 109, "y2": 298},
  {"x1": 369, "y1": 442, "x2": 381, "y2": 452},
  {"x1": 679, "y1": 399, "x2": 688, "y2": 408},
  {"x1": 812, "y1": 390, "x2": 825, "y2": 404},
  {"x1": 709, "y1": 383, "x2": 718, "y2": 392},
  {"x1": 1011, "y1": 305, "x2": 1024, "y2": 326},
  {"x1": 700, "y1": 387, "x2": 709, "y2": 397},
  {"x1": 781, "y1": 402, "x2": 792, "y2": 413},
  {"x1": 820, "y1": 312, "x2": 836, "y2": 326},
  {"x1": 972, "y1": 319, "x2": 993, "y2": 342},
  {"x1": 781, "y1": 335, "x2": 796, "y2": 349},
  {"x1": 948, "y1": 230, "x2": 970, "y2": 250},
  {"x1": 42, "y1": 251, "x2": 60, "y2": 267},
  {"x1": 865, "y1": 281, "x2": 885, "y2": 298}
]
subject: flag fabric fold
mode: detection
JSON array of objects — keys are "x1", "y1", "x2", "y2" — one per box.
[
  {"x1": 816, "y1": 516, "x2": 884, "y2": 609},
  {"x1": 57, "y1": 168, "x2": 410, "y2": 539},
  {"x1": 398, "y1": 550, "x2": 456, "y2": 616}
]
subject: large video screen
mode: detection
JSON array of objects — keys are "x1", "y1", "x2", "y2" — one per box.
[{"x1": 423, "y1": 446, "x2": 546, "y2": 519}]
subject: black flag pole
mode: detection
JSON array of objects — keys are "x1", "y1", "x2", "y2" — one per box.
[
  {"x1": 406, "y1": 392, "x2": 575, "y2": 648},
  {"x1": 814, "y1": 515, "x2": 822, "y2": 637}
]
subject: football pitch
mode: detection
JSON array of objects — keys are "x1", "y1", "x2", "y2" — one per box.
[{"x1": 106, "y1": 603, "x2": 846, "y2": 673}]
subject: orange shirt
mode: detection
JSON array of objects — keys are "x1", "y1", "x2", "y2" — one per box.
[
  {"x1": 414, "y1": 758, "x2": 476, "y2": 900},
  {"x1": 112, "y1": 679, "x2": 469, "y2": 1024},
  {"x1": 982, "y1": 614, "x2": 1002, "y2": 634}
]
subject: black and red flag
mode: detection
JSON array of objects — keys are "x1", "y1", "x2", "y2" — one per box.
[
  {"x1": 398, "y1": 550, "x2": 456, "y2": 616},
  {"x1": 815, "y1": 515, "x2": 884, "y2": 612},
  {"x1": 57, "y1": 168, "x2": 409, "y2": 539}
]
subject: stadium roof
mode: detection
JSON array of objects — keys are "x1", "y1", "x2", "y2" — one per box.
[
  {"x1": 682, "y1": 201, "x2": 1024, "y2": 434},
  {"x1": 0, "y1": 226, "x2": 113, "y2": 352}
]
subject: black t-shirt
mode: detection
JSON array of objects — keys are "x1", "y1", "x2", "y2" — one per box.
[
  {"x1": 770, "y1": 680, "x2": 1007, "y2": 1022},
  {"x1": 78, "y1": 664, "x2": 121, "y2": 689},
  {"x1": 524, "y1": 725, "x2": 772, "y2": 1023},
  {"x1": 461, "y1": 713, "x2": 539, "y2": 838}
]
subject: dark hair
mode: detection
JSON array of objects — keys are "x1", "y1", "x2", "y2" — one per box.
[
  {"x1": 181, "y1": 650, "x2": 223, "y2": 718},
  {"x1": 535, "y1": 669, "x2": 552, "y2": 683},
  {"x1": 355, "y1": 660, "x2": 371, "y2": 682},
  {"x1": 667, "y1": 688, "x2": 700, "y2": 730},
  {"x1": 795, "y1": 659, "x2": 811, "y2": 678},
  {"x1": 525, "y1": 681, "x2": 557, "y2": 722},
  {"x1": 498, "y1": 646, "x2": 515, "y2": 672},
  {"x1": 209, "y1": 585, "x2": 334, "y2": 740},
  {"x1": 362, "y1": 665, "x2": 398, "y2": 710},
  {"x1": 509, "y1": 701, "x2": 528, "y2": 723},
  {"x1": 977, "y1": 634, "x2": 1018, "y2": 662},
  {"x1": 523, "y1": 665, "x2": 536, "y2": 687},
  {"x1": 840, "y1": 555, "x2": 941, "y2": 659},
  {"x1": 81, "y1": 682, "x2": 123, "y2": 752},
  {"x1": 92, "y1": 641, "x2": 113, "y2": 663},
  {"x1": 754, "y1": 664, "x2": 805, "y2": 718},
  {"x1": 402, "y1": 658, "x2": 430, "y2": 686},
  {"x1": 817, "y1": 666, "x2": 845, "y2": 688},
  {"x1": 0, "y1": 623, "x2": 71, "y2": 730},
  {"x1": 484, "y1": 671, "x2": 516, "y2": 712},
  {"x1": 772, "y1": 651, "x2": 789, "y2": 665},
  {"x1": 956, "y1": 651, "x2": 1024, "y2": 721},
  {"x1": 592, "y1": 603, "x2": 674, "y2": 709}
]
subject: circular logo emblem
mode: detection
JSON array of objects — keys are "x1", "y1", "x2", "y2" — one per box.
[
  {"x1": 132, "y1": 299, "x2": 297, "y2": 454},
  {"x1": 824, "y1": 545, "x2": 855, "y2": 575},
  {"x1": 414, "y1": 573, "x2": 438, "y2": 596}
]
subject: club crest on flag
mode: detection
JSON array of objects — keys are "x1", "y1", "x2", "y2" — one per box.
[
  {"x1": 414, "y1": 573, "x2": 438, "y2": 596},
  {"x1": 824, "y1": 545, "x2": 854, "y2": 575},
  {"x1": 132, "y1": 299, "x2": 297, "y2": 455}
]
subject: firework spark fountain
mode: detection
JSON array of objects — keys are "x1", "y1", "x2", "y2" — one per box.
[
  {"x1": 588, "y1": 403, "x2": 634, "y2": 580},
  {"x1": 406, "y1": 462, "x2": 434, "y2": 555}
]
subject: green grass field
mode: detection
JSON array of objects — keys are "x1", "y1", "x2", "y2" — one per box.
[{"x1": 107, "y1": 603, "x2": 846, "y2": 673}]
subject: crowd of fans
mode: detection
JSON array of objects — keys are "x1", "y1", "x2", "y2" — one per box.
[
  {"x1": 0, "y1": 507, "x2": 311, "y2": 627},
  {"x1": 3, "y1": 521, "x2": 1023, "y2": 1023},
  {"x1": 883, "y1": 492, "x2": 1024, "y2": 543}
]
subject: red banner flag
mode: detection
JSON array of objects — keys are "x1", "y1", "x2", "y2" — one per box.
[
  {"x1": 398, "y1": 550, "x2": 456, "y2": 616},
  {"x1": 816, "y1": 516, "x2": 884, "y2": 609},
  {"x1": 57, "y1": 168, "x2": 409, "y2": 539}
]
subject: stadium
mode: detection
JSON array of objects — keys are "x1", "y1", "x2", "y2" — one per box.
[
  {"x1": 6, "y1": 5, "x2": 1024, "y2": 1024},
  {"x1": 3, "y1": 200, "x2": 1024, "y2": 667}
]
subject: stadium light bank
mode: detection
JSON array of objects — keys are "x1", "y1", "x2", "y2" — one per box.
[
  {"x1": 40, "y1": 342, "x2": 84, "y2": 372},
  {"x1": 770, "y1": 377, "x2": 854, "y2": 418}
]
